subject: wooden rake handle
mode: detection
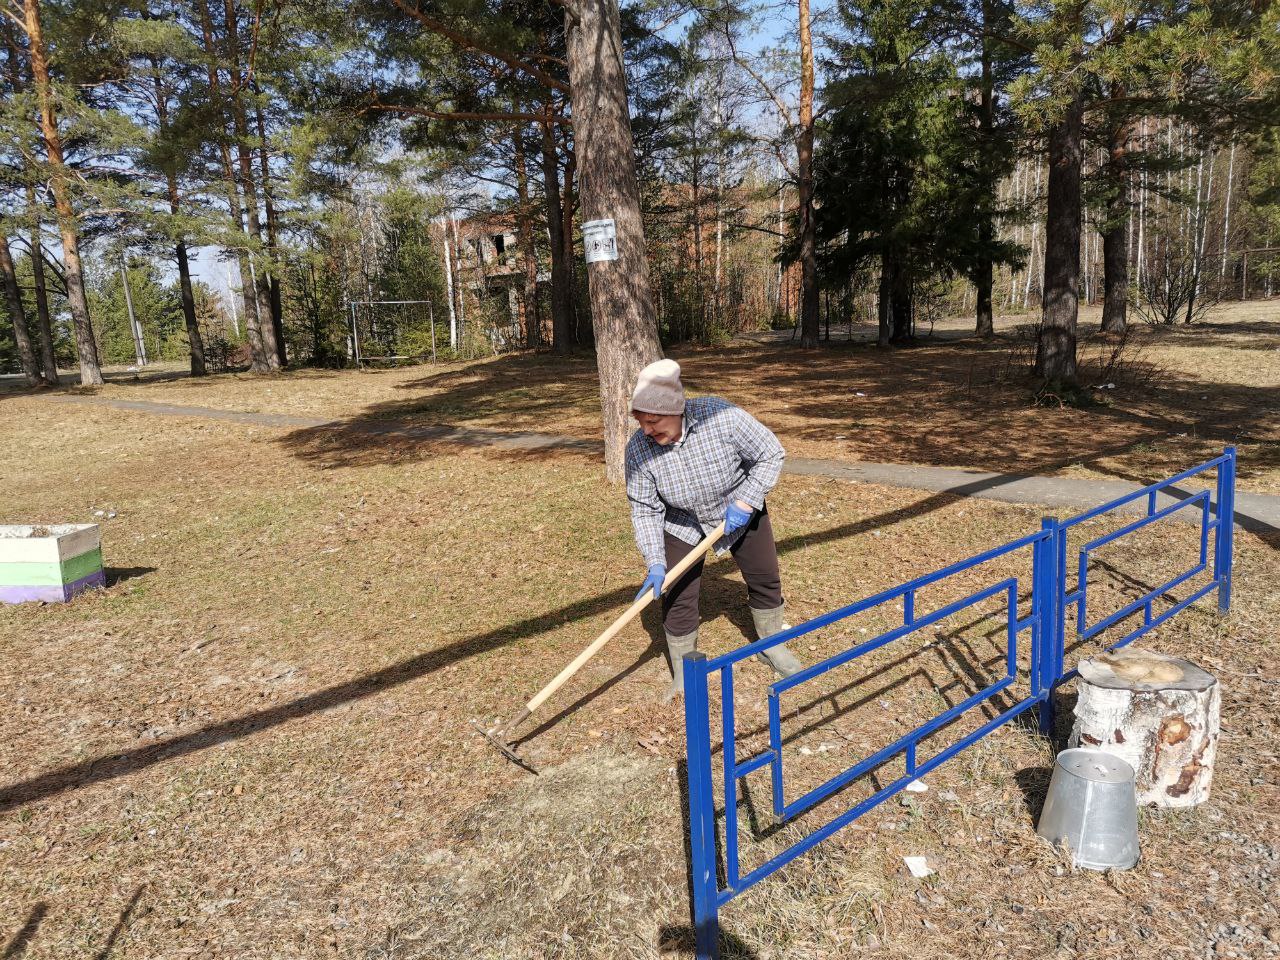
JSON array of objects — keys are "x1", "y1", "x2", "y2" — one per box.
[{"x1": 523, "y1": 521, "x2": 727, "y2": 716}]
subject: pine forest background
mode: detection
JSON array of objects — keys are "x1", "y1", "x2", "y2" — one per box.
[{"x1": 0, "y1": 0, "x2": 1277, "y2": 381}]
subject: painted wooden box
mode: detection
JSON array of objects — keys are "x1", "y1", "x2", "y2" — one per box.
[{"x1": 0, "y1": 524, "x2": 105, "y2": 603}]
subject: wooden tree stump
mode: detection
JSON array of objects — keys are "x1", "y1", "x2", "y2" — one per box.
[{"x1": 1069, "y1": 648, "x2": 1220, "y2": 808}]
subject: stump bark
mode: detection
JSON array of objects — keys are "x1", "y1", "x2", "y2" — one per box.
[{"x1": 1069, "y1": 648, "x2": 1219, "y2": 808}]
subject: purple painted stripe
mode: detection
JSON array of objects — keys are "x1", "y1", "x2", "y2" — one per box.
[
  {"x1": 64, "y1": 570, "x2": 106, "y2": 600},
  {"x1": 0, "y1": 583, "x2": 65, "y2": 603},
  {"x1": 0, "y1": 569, "x2": 106, "y2": 604}
]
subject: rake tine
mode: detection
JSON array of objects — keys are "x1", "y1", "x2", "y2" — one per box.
[{"x1": 472, "y1": 713, "x2": 539, "y2": 776}]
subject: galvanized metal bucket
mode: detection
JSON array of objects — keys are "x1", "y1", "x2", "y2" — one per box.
[{"x1": 1036, "y1": 748, "x2": 1140, "y2": 871}]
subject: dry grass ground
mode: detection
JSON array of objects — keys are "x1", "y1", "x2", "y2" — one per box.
[{"x1": 1, "y1": 301, "x2": 1278, "y2": 959}]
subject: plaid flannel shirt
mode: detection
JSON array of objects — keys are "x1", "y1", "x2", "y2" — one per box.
[{"x1": 625, "y1": 397, "x2": 785, "y2": 569}]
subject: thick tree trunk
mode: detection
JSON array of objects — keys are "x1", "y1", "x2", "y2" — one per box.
[
  {"x1": 561, "y1": 144, "x2": 582, "y2": 345},
  {"x1": 513, "y1": 126, "x2": 541, "y2": 349},
  {"x1": 891, "y1": 270, "x2": 912, "y2": 343},
  {"x1": 254, "y1": 97, "x2": 286, "y2": 366},
  {"x1": 692, "y1": 152, "x2": 705, "y2": 338},
  {"x1": 975, "y1": 258, "x2": 994, "y2": 337},
  {"x1": 1035, "y1": 92, "x2": 1084, "y2": 384},
  {"x1": 27, "y1": 215, "x2": 58, "y2": 381},
  {"x1": 1100, "y1": 219, "x2": 1128, "y2": 335},
  {"x1": 1101, "y1": 114, "x2": 1131, "y2": 336},
  {"x1": 441, "y1": 221, "x2": 458, "y2": 350},
  {"x1": 713, "y1": 93, "x2": 724, "y2": 320},
  {"x1": 175, "y1": 241, "x2": 207, "y2": 376},
  {"x1": 3, "y1": 38, "x2": 57, "y2": 381},
  {"x1": 1070, "y1": 649, "x2": 1219, "y2": 808},
  {"x1": 450, "y1": 216, "x2": 467, "y2": 345},
  {"x1": 564, "y1": 0, "x2": 663, "y2": 482},
  {"x1": 155, "y1": 76, "x2": 208, "y2": 376},
  {"x1": 540, "y1": 122, "x2": 575, "y2": 354},
  {"x1": 975, "y1": 8, "x2": 995, "y2": 338},
  {"x1": 1, "y1": 233, "x2": 45, "y2": 386},
  {"x1": 796, "y1": 0, "x2": 820, "y2": 349},
  {"x1": 223, "y1": 0, "x2": 280, "y2": 370},
  {"x1": 25, "y1": 0, "x2": 101, "y2": 386},
  {"x1": 876, "y1": 257, "x2": 892, "y2": 348}
]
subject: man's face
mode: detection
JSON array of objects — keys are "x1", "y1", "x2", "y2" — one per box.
[{"x1": 633, "y1": 411, "x2": 683, "y2": 446}]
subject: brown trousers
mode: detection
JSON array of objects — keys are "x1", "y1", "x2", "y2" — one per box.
[{"x1": 661, "y1": 506, "x2": 784, "y2": 636}]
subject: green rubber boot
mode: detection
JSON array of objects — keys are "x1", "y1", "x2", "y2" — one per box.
[
  {"x1": 663, "y1": 629, "x2": 699, "y2": 702},
  {"x1": 751, "y1": 605, "x2": 803, "y2": 678}
]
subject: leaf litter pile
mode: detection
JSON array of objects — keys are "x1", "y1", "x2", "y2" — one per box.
[{"x1": 0, "y1": 358, "x2": 1277, "y2": 959}]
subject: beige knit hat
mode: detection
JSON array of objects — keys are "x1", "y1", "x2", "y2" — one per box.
[{"x1": 630, "y1": 359, "x2": 685, "y2": 415}]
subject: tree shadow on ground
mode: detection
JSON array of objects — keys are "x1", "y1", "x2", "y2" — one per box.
[
  {"x1": 269, "y1": 322, "x2": 1279, "y2": 484},
  {"x1": 0, "y1": 368, "x2": 201, "y2": 402},
  {"x1": 1084, "y1": 455, "x2": 1279, "y2": 536},
  {"x1": 1147, "y1": 319, "x2": 1280, "y2": 351},
  {"x1": 1, "y1": 903, "x2": 47, "y2": 959},
  {"x1": 0, "y1": 484, "x2": 1004, "y2": 812},
  {"x1": 93, "y1": 887, "x2": 145, "y2": 960}
]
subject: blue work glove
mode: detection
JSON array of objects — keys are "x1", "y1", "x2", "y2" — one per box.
[
  {"x1": 724, "y1": 501, "x2": 754, "y2": 536},
  {"x1": 635, "y1": 563, "x2": 666, "y2": 602}
]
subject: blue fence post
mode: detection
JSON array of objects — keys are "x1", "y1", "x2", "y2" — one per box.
[
  {"x1": 1216, "y1": 447, "x2": 1236, "y2": 612},
  {"x1": 1036, "y1": 519, "x2": 1059, "y2": 736},
  {"x1": 683, "y1": 651, "x2": 720, "y2": 960}
]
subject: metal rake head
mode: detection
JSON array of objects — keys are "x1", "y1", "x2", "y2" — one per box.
[{"x1": 472, "y1": 720, "x2": 539, "y2": 775}]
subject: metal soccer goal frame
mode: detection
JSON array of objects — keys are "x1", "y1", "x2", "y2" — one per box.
[{"x1": 347, "y1": 299, "x2": 440, "y2": 364}]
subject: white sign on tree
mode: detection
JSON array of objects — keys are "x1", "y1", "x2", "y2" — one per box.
[{"x1": 582, "y1": 219, "x2": 618, "y2": 263}]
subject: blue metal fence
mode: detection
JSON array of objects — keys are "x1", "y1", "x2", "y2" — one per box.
[{"x1": 683, "y1": 448, "x2": 1236, "y2": 958}]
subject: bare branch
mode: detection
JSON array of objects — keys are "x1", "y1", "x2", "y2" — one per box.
[
  {"x1": 728, "y1": 219, "x2": 786, "y2": 238},
  {"x1": 721, "y1": 21, "x2": 792, "y2": 128}
]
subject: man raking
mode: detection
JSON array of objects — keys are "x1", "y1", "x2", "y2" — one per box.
[
  {"x1": 626, "y1": 359, "x2": 804, "y2": 700},
  {"x1": 474, "y1": 357, "x2": 804, "y2": 771}
]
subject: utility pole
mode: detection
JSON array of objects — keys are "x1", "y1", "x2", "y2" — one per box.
[{"x1": 120, "y1": 257, "x2": 147, "y2": 366}]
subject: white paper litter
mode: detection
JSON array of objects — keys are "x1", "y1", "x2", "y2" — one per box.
[
  {"x1": 904, "y1": 856, "x2": 934, "y2": 878},
  {"x1": 905, "y1": 779, "x2": 928, "y2": 793}
]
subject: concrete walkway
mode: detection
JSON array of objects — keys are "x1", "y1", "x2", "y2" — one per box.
[{"x1": 53, "y1": 395, "x2": 1279, "y2": 533}]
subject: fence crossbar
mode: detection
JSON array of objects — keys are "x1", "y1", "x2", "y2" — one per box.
[
  {"x1": 705, "y1": 528, "x2": 1045, "y2": 672},
  {"x1": 769, "y1": 578, "x2": 1022, "y2": 695},
  {"x1": 1058, "y1": 454, "x2": 1229, "y2": 530},
  {"x1": 1074, "y1": 491, "x2": 1212, "y2": 640},
  {"x1": 1058, "y1": 580, "x2": 1221, "y2": 684},
  {"x1": 724, "y1": 695, "x2": 1043, "y2": 904}
]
